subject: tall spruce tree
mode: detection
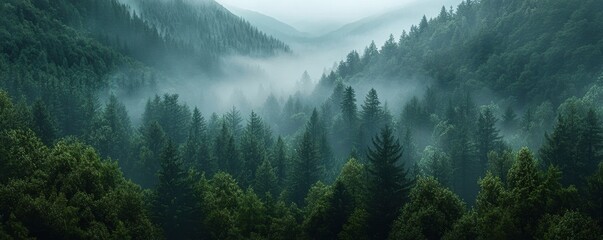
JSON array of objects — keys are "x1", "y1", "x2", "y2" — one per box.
[
  {"x1": 241, "y1": 111, "x2": 267, "y2": 186},
  {"x1": 476, "y1": 107, "x2": 502, "y2": 174},
  {"x1": 214, "y1": 120, "x2": 238, "y2": 176},
  {"x1": 366, "y1": 125, "x2": 412, "y2": 240},
  {"x1": 272, "y1": 136, "x2": 289, "y2": 188},
  {"x1": 31, "y1": 100, "x2": 57, "y2": 146},
  {"x1": 290, "y1": 130, "x2": 321, "y2": 205},
  {"x1": 153, "y1": 141, "x2": 198, "y2": 239},
  {"x1": 183, "y1": 107, "x2": 210, "y2": 172},
  {"x1": 360, "y1": 88, "x2": 383, "y2": 155}
]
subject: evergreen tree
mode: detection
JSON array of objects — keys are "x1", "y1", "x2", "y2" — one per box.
[
  {"x1": 254, "y1": 159, "x2": 277, "y2": 200},
  {"x1": 290, "y1": 130, "x2": 321, "y2": 205},
  {"x1": 271, "y1": 136, "x2": 289, "y2": 188},
  {"x1": 224, "y1": 106, "x2": 243, "y2": 140},
  {"x1": 540, "y1": 107, "x2": 584, "y2": 186},
  {"x1": 241, "y1": 111, "x2": 267, "y2": 186},
  {"x1": 360, "y1": 88, "x2": 383, "y2": 154},
  {"x1": 183, "y1": 107, "x2": 210, "y2": 172},
  {"x1": 138, "y1": 121, "x2": 167, "y2": 188},
  {"x1": 389, "y1": 177, "x2": 465, "y2": 240},
  {"x1": 31, "y1": 100, "x2": 58, "y2": 146},
  {"x1": 91, "y1": 95, "x2": 132, "y2": 166},
  {"x1": 476, "y1": 107, "x2": 502, "y2": 174},
  {"x1": 153, "y1": 141, "x2": 198, "y2": 239},
  {"x1": 366, "y1": 125, "x2": 412, "y2": 240},
  {"x1": 577, "y1": 109, "x2": 603, "y2": 175},
  {"x1": 213, "y1": 120, "x2": 238, "y2": 176},
  {"x1": 502, "y1": 105, "x2": 517, "y2": 129},
  {"x1": 306, "y1": 108, "x2": 332, "y2": 178}
]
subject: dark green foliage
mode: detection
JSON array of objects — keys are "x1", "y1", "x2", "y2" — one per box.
[
  {"x1": 142, "y1": 94, "x2": 191, "y2": 144},
  {"x1": 153, "y1": 141, "x2": 199, "y2": 239},
  {"x1": 330, "y1": 0, "x2": 603, "y2": 106},
  {"x1": 213, "y1": 120, "x2": 239, "y2": 176},
  {"x1": 540, "y1": 106, "x2": 603, "y2": 186},
  {"x1": 241, "y1": 111, "x2": 267, "y2": 186},
  {"x1": 290, "y1": 130, "x2": 322, "y2": 205},
  {"x1": 0, "y1": 130, "x2": 160, "y2": 239},
  {"x1": 366, "y1": 125, "x2": 412, "y2": 240},
  {"x1": 255, "y1": 159, "x2": 278, "y2": 200},
  {"x1": 136, "y1": 121, "x2": 167, "y2": 188},
  {"x1": 31, "y1": 100, "x2": 58, "y2": 146},
  {"x1": 89, "y1": 95, "x2": 132, "y2": 167},
  {"x1": 183, "y1": 107, "x2": 211, "y2": 172},
  {"x1": 271, "y1": 136, "x2": 289, "y2": 189},
  {"x1": 475, "y1": 107, "x2": 502, "y2": 174},
  {"x1": 389, "y1": 177, "x2": 465, "y2": 240},
  {"x1": 360, "y1": 89, "x2": 385, "y2": 155},
  {"x1": 537, "y1": 211, "x2": 602, "y2": 240}
]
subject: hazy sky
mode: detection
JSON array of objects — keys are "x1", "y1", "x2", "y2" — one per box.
[{"x1": 218, "y1": 0, "x2": 427, "y2": 29}]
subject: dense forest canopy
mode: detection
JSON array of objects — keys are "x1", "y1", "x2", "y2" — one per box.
[{"x1": 1, "y1": 0, "x2": 603, "y2": 239}]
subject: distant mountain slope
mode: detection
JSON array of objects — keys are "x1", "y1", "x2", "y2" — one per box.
[
  {"x1": 317, "y1": 0, "x2": 460, "y2": 43},
  {"x1": 130, "y1": 0, "x2": 290, "y2": 57},
  {"x1": 226, "y1": 6, "x2": 308, "y2": 43},
  {"x1": 319, "y1": 0, "x2": 603, "y2": 106}
]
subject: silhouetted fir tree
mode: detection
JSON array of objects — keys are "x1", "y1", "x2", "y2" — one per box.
[
  {"x1": 339, "y1": 85, "x2": 359, "y2": 153},
  {"x1": 400, "y1": 127, "x2": 417, "y2": 167},
  {"x1": 224, "y1": 106, "x2": 243, "y2": 140},
  {"x1": 139, "y1": 121, "x2": 167, "y2": 188},
  {"x1": 183, "y1": 107, "x2": 210, "y2": 172},
  {"x1": 94, "y1": 95, "x2": 132, "y2": 163},
  {"x1": 306, "y1": 108, "x2": 332, "y2": 178},
  {"x1": 366, "y1": 125, "x2": 412, "y2": 240},
  {"x1": 502, "y1": 105, "x2": 517, "y2": 129},
  {"x1": 476, "y1": 108, "x2": 502, "y2": 174},
  {"x1": 290, "y1": 130, "x2": 321, "y2": 205},
  {"x1": 241, "y1": 111, "x2": 267, "y2": 186},
  {"x1": 325, "y1": 181, "x2": 354, "y2": 239},
  {"x1": 153, "y1": 141, "x2": 198, "y2": 240},
  {"x1": 540, "y1": 107, "x2": 583, "y2": 186},
  {"x1": 271, "y1": 136, "x2": 288, "y2": 188},
  {"x1": 360, "y1": 88, "x2": 383, "y2": 154},
  {"x1": 254, "y1": 159, "x2": 277, "y2": 200},
  {"x1": 213, "y1": 120, "x2": 238, "y2": 176},
  {"x1": 361, "y1": 41, "x2": 379, "y2": 66},
  {"x1": 578, "y1": 109, "x2": 603, "y2": 175},
  {"x1": 31, "y1": 100, "x2": 57, "y2": 146}
]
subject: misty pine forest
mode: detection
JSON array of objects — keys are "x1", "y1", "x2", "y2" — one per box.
[{"x1": 1, "y1": 0, "x2": 603, "y2": 239}]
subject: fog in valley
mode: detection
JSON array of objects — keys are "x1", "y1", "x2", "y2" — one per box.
[
  {"x1": 117, "y1": 0, "x2": 463, "y2": 121},
  {"x1": 3, "y1": 0, "x2": 603, "y2": 238}
]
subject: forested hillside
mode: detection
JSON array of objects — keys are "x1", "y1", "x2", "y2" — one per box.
[
  {"x1": 1, "y1": 0, "x2": 603, "y2": 239},
  {"x1": 131, "y1": 0, "x2": 290, "y2": 57},
  {"x1": 321, "y1": 0, "x2": 603, "y2": 105}
]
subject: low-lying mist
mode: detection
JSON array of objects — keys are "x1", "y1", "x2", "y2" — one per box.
[{"x1": 112, "y1": 0, "x2": 461, "y2": 126}]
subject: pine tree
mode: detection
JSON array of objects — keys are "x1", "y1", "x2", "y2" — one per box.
[
  {"x1": 502, "y1": 105, "x2": 517, "y2": 129},
  {"x1": 153, "y1": 141, "x2": 198, "y2": 239},
  {"x1": 214, "y1": 120, "x2": 238, "y2": 176},
  {"x1": 366, "y1": 125, "x2": 412, "y2": 240},
  {"x1": 224, "y1": 106, "x2": 243, "y2": 140},
  {"x1": 360, "y1": 88, "x2": 383, "y2": 154},
  {"x1": 578, "y1": 108, "x2": 603, "y2": 175},
  {"x1": 183, "y1": 107, "x2": 210, "y2": 172},
  {"x1": 272, "y1": 136, "x2": 288, "y2": 188},
  {"x1": 31, "y1": 100, "x2": 58, "y2": 146},
  {"x1": 476, "y1": 107, "x2": 502, "y2": 174},
  {"x1": 241, "y1": 111, "x2": 267, "y2": 186},
  {"x1": 254, "y1": 159, "x2": 277, "y2": 200},
  {"x1": 139, "y1": 121, "x2": 167, "y2": 188},
  {"x1": 290, "y1": 130, "x2": 321, "y2": 205},
  {"x1": 540, "y1": 107, "x2": 583, "y2": 186}
]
